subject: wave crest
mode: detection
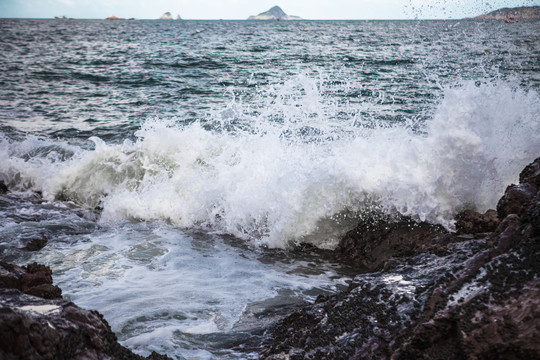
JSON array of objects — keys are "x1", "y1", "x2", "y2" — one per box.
[{"x1": 1, "y1": 79, "x2": 539, "y2": 249}]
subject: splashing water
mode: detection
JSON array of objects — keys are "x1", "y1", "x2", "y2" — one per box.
[{"x1": 2, "y1": 78, "x2": 539, "y2": 249}]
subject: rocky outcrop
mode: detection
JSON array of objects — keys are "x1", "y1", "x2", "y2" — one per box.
[
  {"x1": 473, "y1": 6, "x2": 540, "y2": 19},
  {"x1": 336, "y1": 218, "x2": 446, "y2": 270},
  {"x1": 105, "y1": 15, "x2": 126, "y2": 20},
  {"x1": 248, "y1": 6, "x2": 302, "y2": 20},
  {"x1": 455, "y1": 209, "x2": 499, "y2": 234},
  {"x1": 0, "y1": 262, "x2": 171, "y2": 360},
  {"x1": 159, "y1": 12, "x2": 173, "y2": 20},
  {"x1": 261, "y1": 157, "x2": 540, "y2": 359},
  {"x1": 0, "y1": 262, "x2": 62, "y2": 300}
]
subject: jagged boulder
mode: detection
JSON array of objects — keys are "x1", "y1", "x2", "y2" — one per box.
[
  {"x1": 0, "y1": 262, "x2": 62, "y2": 300},
  {"x1": 455, "y1": 209, "x2": 499, "y2": 234},
  {"x1": 336, "y1": 218, "x2": 446, "y2": 270}
]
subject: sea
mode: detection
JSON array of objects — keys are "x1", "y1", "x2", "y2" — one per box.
[{"x1": 1, "y1": 18, "x2": 539, "y2": 359}]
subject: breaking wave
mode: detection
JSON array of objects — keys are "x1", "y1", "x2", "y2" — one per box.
[{"x1": 1, "y1": 78, "x2": 539, "y2": 248}]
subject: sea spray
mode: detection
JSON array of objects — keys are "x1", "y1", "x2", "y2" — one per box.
[{"x1": 1, "y1": 79, "x2": 539, "y2": 248}]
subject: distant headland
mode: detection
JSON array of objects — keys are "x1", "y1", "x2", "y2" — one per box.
[
  {"x1": 160, "y1": 12, "x2": 173, "y2": 20},
  {"x1": 472, "y1": 6, "x2": 540, "y2": 19},
  {"x1": 105, "y1": 12, "x2": 181, "y2": 20},
  {"x1": 160, "y1": 12, "x2": 182, "y2": 20},
  {"x1": 248, "y1": 6, "x2": 302, "y2": 20},
  {"x1": 105, "y1": 15, "x2": 126, "y2": 20}
]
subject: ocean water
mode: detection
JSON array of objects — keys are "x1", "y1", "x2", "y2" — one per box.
[{"x1": 1, "y1": 18, "x2": 539, "y2": 359}]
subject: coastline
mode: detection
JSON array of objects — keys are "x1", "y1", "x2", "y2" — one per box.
[
  {"x1": 2, "y1": 157, "x2": 539, "y2": 359},
  {"x1": 262, "y1": 157, "x2": 540, "y2": 359}
]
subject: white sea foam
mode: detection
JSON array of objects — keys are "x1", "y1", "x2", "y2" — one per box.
[
  {"x1": 18, "y1": 304, "x2": 61, "y2": 315},
  {"x1": 35, "y1": 223, "x2": 347, "y2": 358},
  {"x1": 1, "y1": 78, "x2": 539, "y2": 248}
]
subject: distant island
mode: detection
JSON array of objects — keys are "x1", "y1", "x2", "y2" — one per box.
[
  {"x1": 105, "y1": 15, "x2": 125, "y2": 20},
  {"x1": 104, "y1": 12, "x2": 182, "y2": 20},
  {"x1": 248, "y1": 6, "x2": 302, "y2": 20},
  {"x1": 160, "y1": 12, "x2": 173, "y2": 20},
  {"x1": 473, "y1": 6, "x2": 540, "y2": 19},
  {"x1": 159, "y1": 12, "x2": 182, "y2": 20}
]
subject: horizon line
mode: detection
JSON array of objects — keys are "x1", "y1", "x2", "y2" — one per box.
[{"x1": 0, "y1": 17, "x2": 507, "y2": 21}]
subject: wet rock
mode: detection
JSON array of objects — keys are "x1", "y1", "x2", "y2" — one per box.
[
  {"x1": 497, "y1": 157, "x2": 540, "y2": 219},
  {"x1": 262, "y1": 157, "x2": 540, "y2": 360},
  {"x1": 519, "y1": 157, "x2": 540, "y2": 186},
  {"x1": 396, "y1": 281, "x2": 540, "y2": 360},
  {"x1": 336, "y1": 217, "x2": 446, "y2": 270},
  {"x1": 0, "y1": 262, "x2": 62, "y2": 299},
  {"x1": 22, "y1": 237, "x2": 48, "y2": 251},
  {"x1": 496, "y1": 183, "x2": 536, "y2": 219},
  {"x1": 526, "y1": 194, "x2": 540, "y2": 232},
  {"x1": 18, "y1": 231, "x2": 50, "y2": 251},
  {"x1": 0, "y1": 180, "x2": 7, "y2": 194},
  {"x1": 0, "y1": 262, "x2": 172, "y2": 360},
  {"x1": 263, "y1": 237, "x2": 477, "y2": 359},
  {"x1": 455, "y1": 209, "x2": 499, "y2": 234}
]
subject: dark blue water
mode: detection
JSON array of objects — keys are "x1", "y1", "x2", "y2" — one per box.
[
  {"x1": 0, "y1": 19, "x2": 539, "y2": 359},
  {"x1": 2, "y1": 19, "x2": 538, "y2": 140}
]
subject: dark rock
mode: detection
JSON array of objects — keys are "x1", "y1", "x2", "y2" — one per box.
[
  {"x1": 21, "y1": 232, "x2": 50, "y2": 251},
  {"x1": 497, "y1": 156, "x2": 540, "y2": 219},
  {"x1": 146, "y1": 352, "x2": 174, "y2": 360},
  {"x1": 496, "y1": 183, "x2": 536, "y2": 219},
  {"x1": 336, "y1": 217, "x2": 446, "y2": 270},
  {"x1": 0, "y1": 262, "x2": 62, "y2": 299},
  {"x1": 526, "y1": 194, "x2": 540, "y2": 232},
  {"x1": 0, "y1": 180, "x2": 7, "y2": 194},
  {"x1": 455, "y1": 209, "x2": 499, "y2": 234},
  {"x1": 519, "y1": 157, "x2": 540, "y2": 186},
  {"x1": 262, "y1": 157, "x2": 540, "y2": 360},
  {"x1": 397, "y1": 282, "x2": 540, "y2": 360},
  {"x1": 0, "y1": 262, "x2": 173, "y2": 360}
]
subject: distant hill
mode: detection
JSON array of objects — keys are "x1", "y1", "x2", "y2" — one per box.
[
  {"x1": 473, "y1": 6, "x2": 540, "y2": 19},
  {"x1": 248, "y1": 6, "x2": 302, "y2": 20},
  {"x1": 105, "y1": 15, "x2": 125, "y2": 20},
  {"x1": 160, "y1": 12, "x2": 173, "y2": 20}
]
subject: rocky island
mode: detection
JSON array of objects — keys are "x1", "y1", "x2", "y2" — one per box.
[
  {"x1": 248, "y1": 6, "x2": 302, "y2": 20},
  {"x1": 473, "y1": 5, "x2": 540, "y2": 19},
  {"x1": 105, "y1": 15, "x2": 126, "y2": 20},
  {"x1": 159, "y1": 12, "x2": 181, "y2": 20},
  {"x1": 159, "y1": 12, "x2": 173, "y2": 20}
]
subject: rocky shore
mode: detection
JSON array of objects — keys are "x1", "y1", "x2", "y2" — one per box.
[
  {"x1": 1, "y1": 158, "x2": 539, "y2": 359},
  {"x1": 261, "y1": 157, "x2": 540, "y2": 359},
  {"x1": 0, "y1": 262, "x2": 171, "y2": 359}
]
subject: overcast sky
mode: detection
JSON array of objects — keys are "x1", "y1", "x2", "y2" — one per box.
[{"x1": 0, "y1": 0, "x2": 538, "y2": 20}]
